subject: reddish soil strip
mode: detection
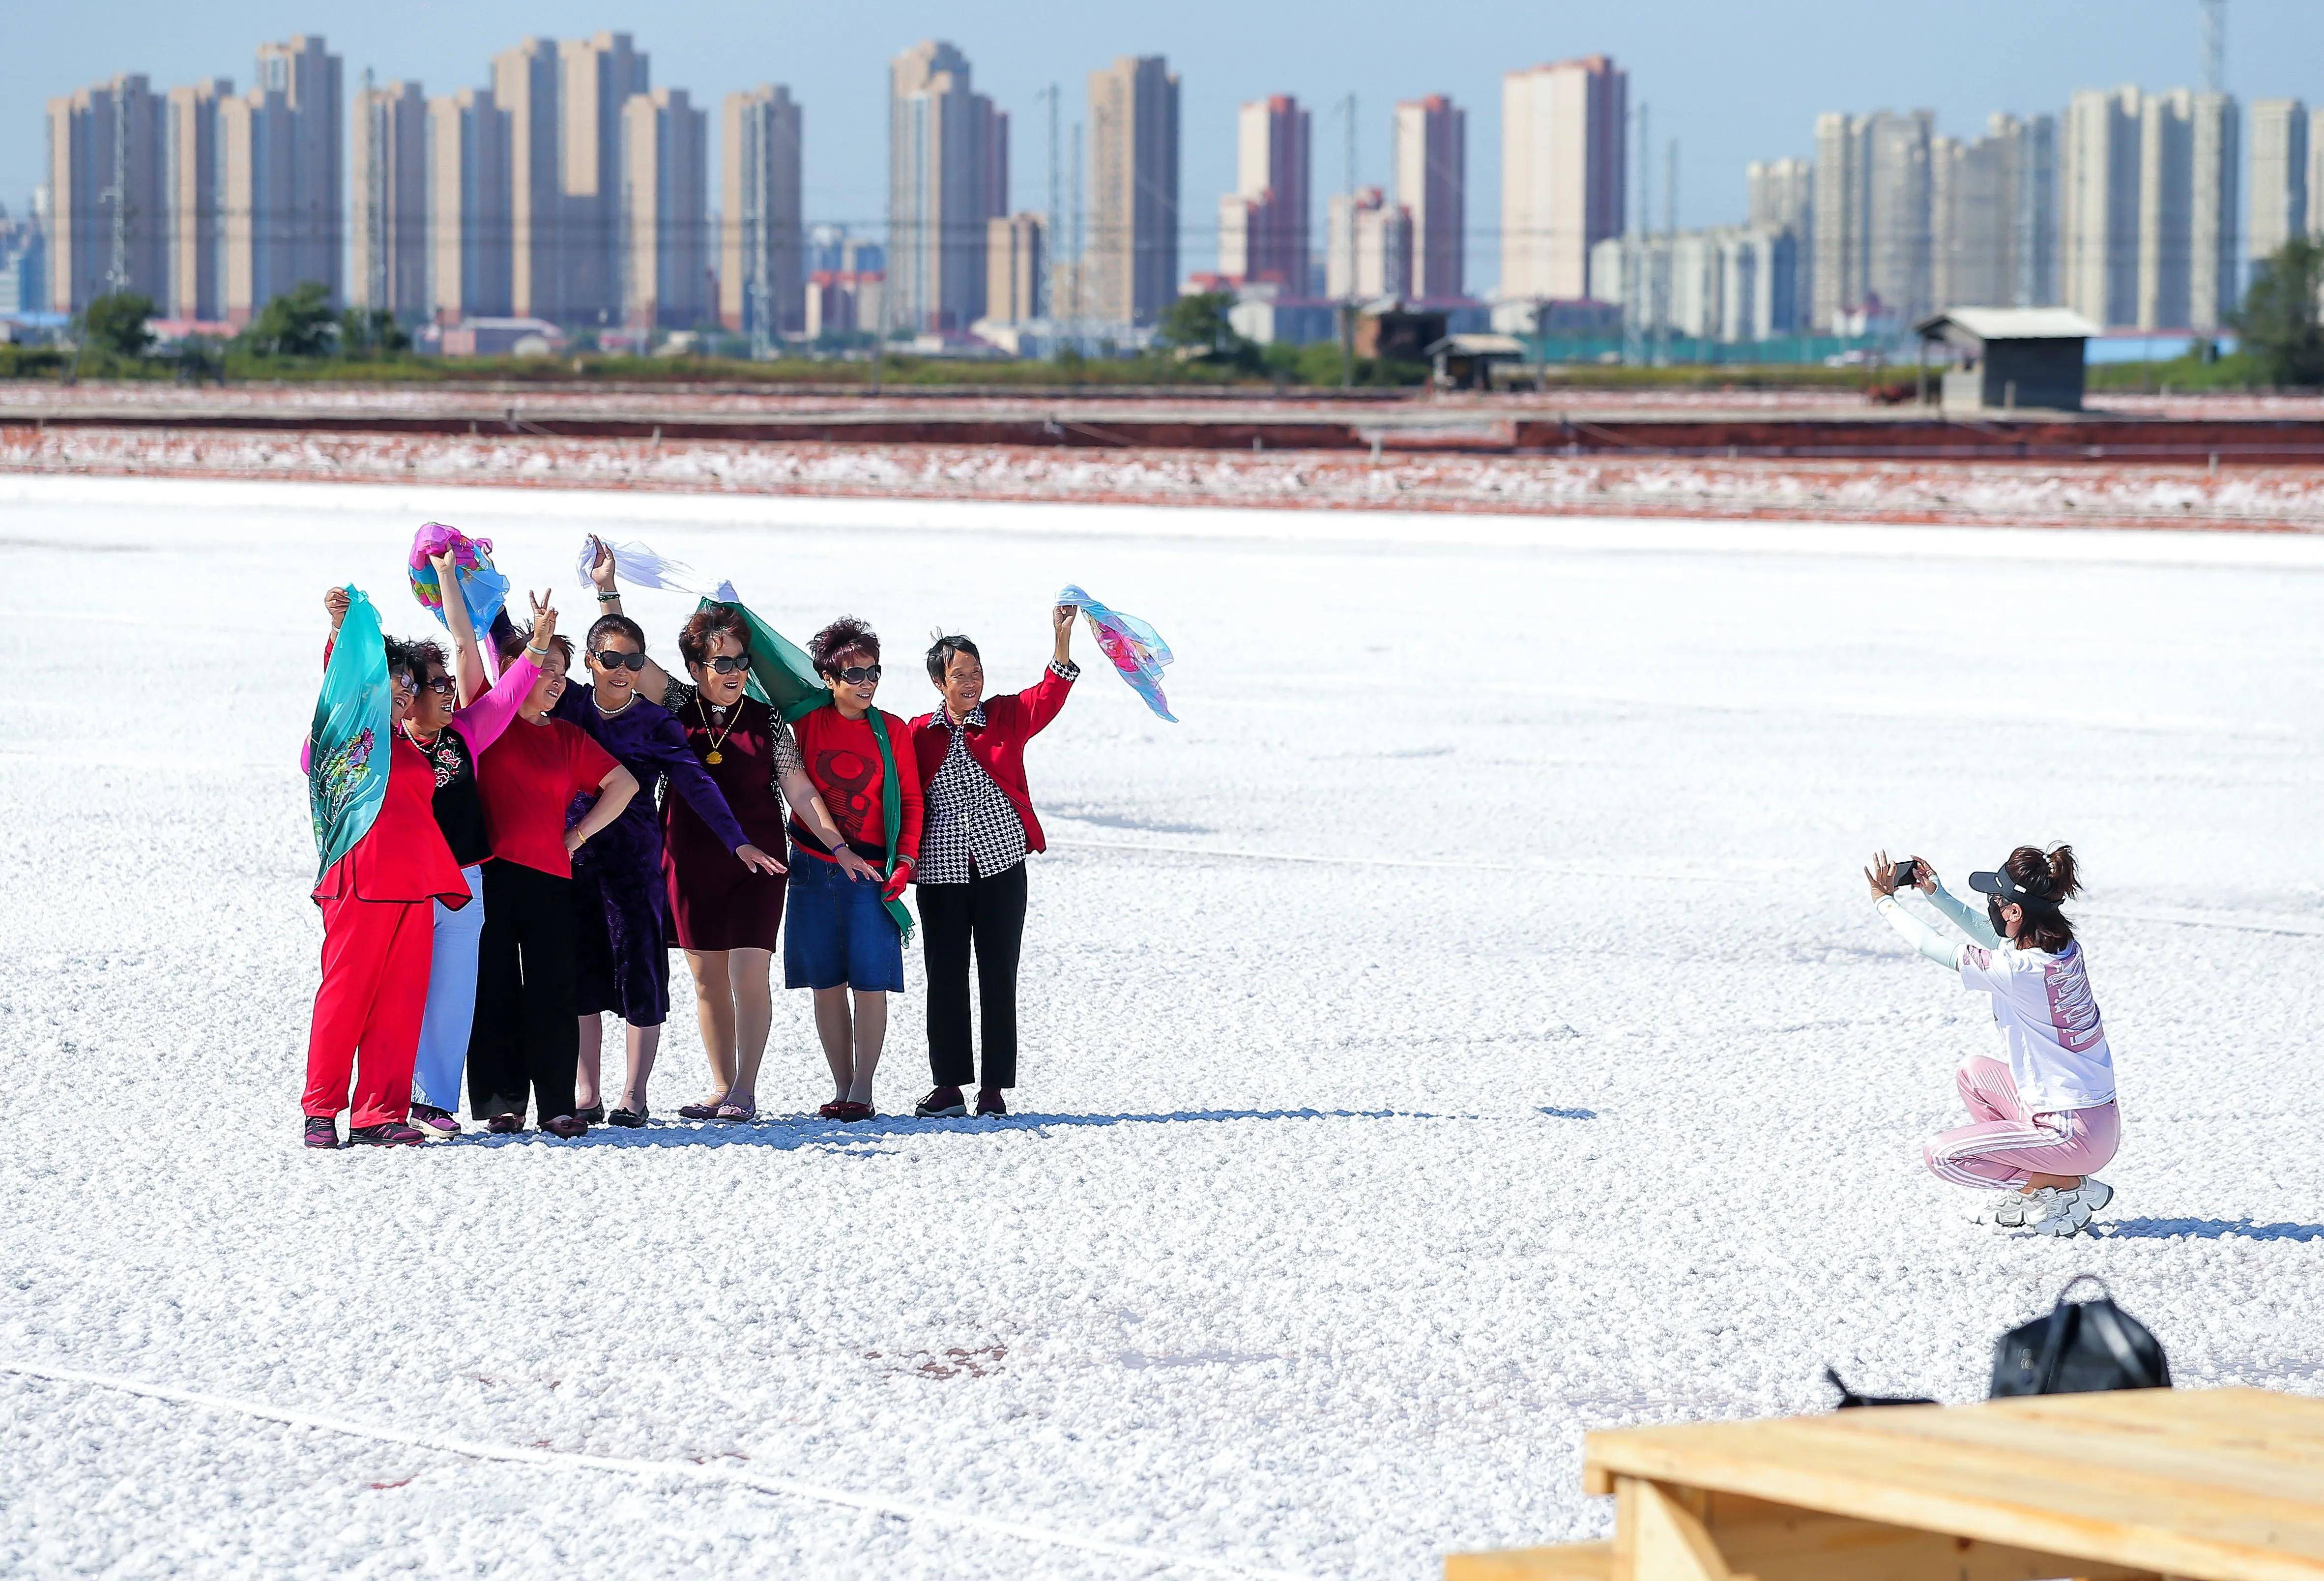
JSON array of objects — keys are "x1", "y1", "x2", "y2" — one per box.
[{"x1": 5, "y1": 425, "x2": 2322, "y2": 534}]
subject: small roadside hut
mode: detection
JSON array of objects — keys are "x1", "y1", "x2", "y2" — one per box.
[
  {"x1": 1425, "y1": 333, "x2": 1527, "y2": 391},
  {"x1": 1913, "y1": 307, "x2": 2099, "y2": 413}
]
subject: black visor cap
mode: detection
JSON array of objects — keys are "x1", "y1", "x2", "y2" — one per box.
[{"x1": 1969, "y1": 869, "x2": 2050, "y2": 906}]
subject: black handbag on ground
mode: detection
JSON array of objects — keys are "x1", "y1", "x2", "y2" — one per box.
[{"x1": 1990, "y1": 1275, "x2": 2171, "y2": 1398}]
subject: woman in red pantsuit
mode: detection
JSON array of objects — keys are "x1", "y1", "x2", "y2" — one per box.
[{"x1": 305, "y1": 592, "x2": 478, "y2": 1149}]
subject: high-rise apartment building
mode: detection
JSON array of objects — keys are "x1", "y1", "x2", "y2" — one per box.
[
  {"x1": 1809, "y1": 113, "x2": 1861, "y2": 330},
  {"x1": 2310, "y1": 109, "x2": 2324, "y2": 246},
  {"x1": 254, "y1": 35, "x2": 343, "y2": 303},
  {"x1": 1931, "y1": 114, "x2": 2057, "y2": 311},
  {"x1": 1500, "y1": 55, "x2": 1626, "y2": 301},
  {"x1": 1746, "y1": 156, "x2": 1812, "y2": 329},
  {"x1": 1810, "y1": 109, "x2": 1934, "y2": 328},
  {"x1": 2061, "y1": 86, "x2": 2143, "y2": 328},
  {"x1": 2249, "y1": 99, "x2": 2308, "y2": 269},
  {"x1": 2136, "y1": 89, "x2": 2195, "y2": 329},
  {"x1": 218, "y1": 84, "x2": 291, "y2": 322},
  {"x1": 986, "y1": 212, "x2": 1045, "y2": 322},
  {"x1": 164, "y1": 78, "x2": 232, "y2": 320},
  {"x1": 1326, "y1": 186, "x2": 1411, "y2": 300},
  {"x1": 721, "y1": 84, "x2": 803, "y2": 336},
  {"x1": 46, "y1": 74, "x2": 166, "y2": 313},
  {"x1": 352, "y1": 79, "x2": 429, "y2": 321},
  {"x1": 1394, "y1": 94, "x2": 1465, "y2": 300},
  {"x1": 562, "y1": 32, "x2": 650, "y2": 325},
  {"x1": 889, "y1": 40, "x2": 1007, "y2": 332},
  {"x1": 2186, "y1": 92, "x2": 2238, "y2": 330},
  {"x1": 2117, "y1": 88, "x2": 2238, "y2": 331},
  {"x1": 427, "y1": 86, "x2": 511, "y2": 321},
  {"x1": 1590, "y1": 226, "x2": 1796, "y2": 342},
  {"x1": 492, "y1": 38, "x2": 561, "y2": 321},
  {"x1": 1218, "y1": 95, "x2": 1308, "y2": 290},
  {"x1": 618, "y1": 86, "x2": 706, "y2": 328},
  {"x1": 1088, "y1": 55, "x2": 1179, "y2": 326}
]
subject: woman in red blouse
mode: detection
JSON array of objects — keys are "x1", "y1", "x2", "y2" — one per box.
[
  {"x1": 468, "y1": 620, "x2": 639, "y2": 1137},
  {"x1": 304, "y1": 599, "x2": 475, "y2": 1149},
  {"x1": 785, "y1": 618, "x2": 923, "y2": 1121},
  {"x1": 907, "y1": 606, "x2": 1078, "y2": 1117}
]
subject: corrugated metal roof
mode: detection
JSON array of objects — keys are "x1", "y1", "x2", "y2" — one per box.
[{"x1": 1915, "y1": 307, "x2": 2100, "y2": 341}]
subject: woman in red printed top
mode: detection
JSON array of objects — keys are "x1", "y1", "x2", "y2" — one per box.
[
  {"x1": 906, "y1": 606, "x2": 1079, "y2": 1118},
  {"x1": 304, "y1": 600, "x2": 475, "y2": 1150},
  {"x1": 785, "y1": 617, "x2": 923, "y2": 1122},
  {"x1": 468, "y1": 617, "x2": 638, "y2": 1138}
]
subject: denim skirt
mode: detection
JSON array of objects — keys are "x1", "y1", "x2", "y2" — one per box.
[{"x1": 783, "y1": 848, "x2": 906, "y2": 993}]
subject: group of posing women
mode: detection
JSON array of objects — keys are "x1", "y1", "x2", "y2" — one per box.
[{"x1": 301, "y1": 533, "x2": 1080, "y2": 1147}]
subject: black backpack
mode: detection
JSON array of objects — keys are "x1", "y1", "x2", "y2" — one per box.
[{"x1": 1990, "y1": 1275, "x2": 2171, "y2": 1398}]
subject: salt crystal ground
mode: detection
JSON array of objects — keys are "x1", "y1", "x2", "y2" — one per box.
[{"x1": 2, "y1": 475, "x2": 2321, "y2": 1579}]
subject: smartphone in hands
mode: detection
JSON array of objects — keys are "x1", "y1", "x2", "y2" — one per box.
[{"x1": 1890, "y1": 859, "x2": 1921, "y2": 890}]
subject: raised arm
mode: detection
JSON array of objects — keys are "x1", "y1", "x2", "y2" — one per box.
[
  {"x1": 586, "y1": 533, "x2": 677, "y2": 706},
  {"x1": 1866, "y1": 850, "x2": 1968, "y2": 969},
  {"x1": 450, "y1": 593, "x2": 551, "y2": 756},
  {"x1": 1921, "y1": 867, "x2": 2005, "y2": 948},
  {"x1": 431, "y1": 549, "x2": 492, "y2": 705},
  {"x1": 1013, "y1": 603, "x2": 1083, "y2": 735}
]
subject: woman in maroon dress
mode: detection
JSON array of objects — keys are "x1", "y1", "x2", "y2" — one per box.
[{"x1": 594, "y1": 588, "x2": 868, "y2": 1122}]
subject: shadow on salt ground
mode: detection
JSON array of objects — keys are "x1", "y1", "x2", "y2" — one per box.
[
  {"x1": 1538, "y1": 1106, "x2": 1599, "y2": 1120},
  {"x1": 444, "y1": 1107, "x2": 1445, "y2": 1151},
  {"x1": 2097, "y1": 1217, "x2": 2324, "y2": 1242}
]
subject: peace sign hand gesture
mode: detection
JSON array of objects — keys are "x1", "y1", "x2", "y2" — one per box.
[{"x1": 529, "y1": 588, "x2": 558, "y2": 646}]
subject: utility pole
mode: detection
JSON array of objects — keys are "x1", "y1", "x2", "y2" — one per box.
[
  {"x1": 1622, "y1": 102, "x2": 1645, "y2": 366},
  {"x1": 363, "y1": 67, "x2": 385, "y2": 348},
  {"x1": 1662, "y1": 138, "x2": 1678, "y2": 364},
  {"x1": 1337, "y1": 91, "x2": 1357, "y2": 388},
  {"x1": 1069, "y1": 117, "x2": 1084, "y2": 348},
  {"x1": 1636, "y1": 104, "x2": 1652, "y2": 366},
  {"x1": 1039, "y1": 84, "x2": 1060, "y2": 323}
]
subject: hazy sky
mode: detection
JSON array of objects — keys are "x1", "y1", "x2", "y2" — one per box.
[{"x1": 13, "y1": 0, "x2": 2324, "y2": 276}]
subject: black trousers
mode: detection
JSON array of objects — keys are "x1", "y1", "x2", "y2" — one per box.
[
  {"x1": 467, "y1": 861, "x2": 580, "y2": 1123},
  {"x1": 918, "y1": 862, "x2": 1028, "y2": 1090}
]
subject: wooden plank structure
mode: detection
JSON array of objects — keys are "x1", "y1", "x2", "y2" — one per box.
[{"x1": 1447, "y1": 1387, "x2": 2324, "y2": 1581}]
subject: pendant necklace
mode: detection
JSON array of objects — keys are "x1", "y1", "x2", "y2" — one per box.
[{"x1": 697, "y1": 697, "x2": 739, "y2": 765}]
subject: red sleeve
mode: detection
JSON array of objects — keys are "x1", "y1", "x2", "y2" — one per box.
[
  {"x1": 1015, "y1": 666, "x2": 1075, "y2": 738},
  {"x1": 887, "y1": 713, "x2": 924, "y2": 864},
  {"x1": 565, "y1": 725, "x2": 620, "y2": 794}
]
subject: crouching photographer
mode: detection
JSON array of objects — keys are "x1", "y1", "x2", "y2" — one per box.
[{"x1": 1863, "y1": 844, "x2": 2120, "y2": 1238}]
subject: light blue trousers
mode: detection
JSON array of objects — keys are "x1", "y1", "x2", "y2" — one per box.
[{"x1": 411, "y1": 864, "x2": 486, "y2": 1112}]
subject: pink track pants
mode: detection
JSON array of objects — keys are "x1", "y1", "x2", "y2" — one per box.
[{"x1": 1923, "y1": 1056, "x2": 2120, "y2": 1190}]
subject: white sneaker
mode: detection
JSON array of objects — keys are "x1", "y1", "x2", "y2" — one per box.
[
  {"x1": 1974, "y1": 1191, "x2": 2033, "y2": 1228},
  {"x1": 2021, "y1": 1186, "x2": 2095, "y2": 1238},
  {"x1": 2072, "y1": 1176, "x2": 2115, "y2": 1218}
]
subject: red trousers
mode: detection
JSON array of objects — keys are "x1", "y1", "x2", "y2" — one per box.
[{"x1": 304, "y1": 888, "x2": 434, "y2": 1127}]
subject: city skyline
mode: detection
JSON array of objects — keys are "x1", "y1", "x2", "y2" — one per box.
[
  {"x1": 16, "y1": 11, "x2": 2324, "y2": 342},
  {"x1": 11, "y1": 0, "x2": 2324, "y2": 255}
]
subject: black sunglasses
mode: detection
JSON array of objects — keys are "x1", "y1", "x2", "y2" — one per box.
[
  {"x1": 701, "y1": 655, "x2": 749, "y2": 675},
  {"x1": 418, "y1": 674, "x2": 458, "y2": 695},
  {"x1": 834, "y1": 664, "x2": 882, "y2": 684},
  {"x1": 591, "y1": 649, "x2": 648, "y2": 671}
]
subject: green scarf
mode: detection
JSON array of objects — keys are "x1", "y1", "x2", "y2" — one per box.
[{"x1": 701, "y1": 598, "x2": 913, "y2": 940}]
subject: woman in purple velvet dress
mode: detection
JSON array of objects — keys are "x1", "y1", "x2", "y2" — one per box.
[{"x1": 553, "y1": 611, "x2": 783, "y2": 1126}]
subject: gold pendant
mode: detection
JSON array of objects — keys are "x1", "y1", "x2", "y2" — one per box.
[{"x1": 705, "y1": 750, "x2": 724, "y2": 765}]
